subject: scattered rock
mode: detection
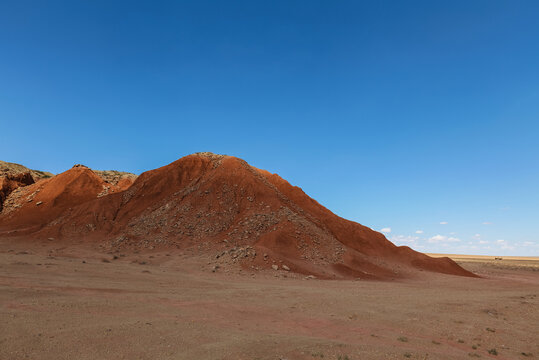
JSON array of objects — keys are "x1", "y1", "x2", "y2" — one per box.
[
  {"x1": 282, "y1": 265, "x2": 290, "y2": 271},
  {"x1": 271, "y1": 264, "x2": 279, "y2": 270}
]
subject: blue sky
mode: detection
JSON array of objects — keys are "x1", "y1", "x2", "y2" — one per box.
[{"x1": 1, "y1": 1, "x2": 538, "y2": 255}]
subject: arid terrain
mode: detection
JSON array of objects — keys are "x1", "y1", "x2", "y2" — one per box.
[
  {"x1": 1, "y1": 239, "x2": 537, "y2": 360},
  {"x1": 1, "y1": 155, "x2": 537, "y2": 359}
]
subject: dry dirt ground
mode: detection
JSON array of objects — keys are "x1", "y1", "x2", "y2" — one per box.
[{"x1": 1, "y1": 239, "x2": 538, "y2": 360}]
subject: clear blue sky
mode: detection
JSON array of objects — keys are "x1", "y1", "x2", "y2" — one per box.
[{"x1": 1, "y1": 1, "x2": 538, "y2": 255}]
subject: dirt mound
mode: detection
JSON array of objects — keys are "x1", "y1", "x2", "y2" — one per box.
[{"x1": 0, "y1": 153, "x2": 476, "y2": 279}]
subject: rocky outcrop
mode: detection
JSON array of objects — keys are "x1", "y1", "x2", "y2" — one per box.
[
  {"x1": 0, "y1": 160, "x2": 53, "y2": 212},
  {"x1": 93, "y1": 170, "x2": 137, "y2": 190}
]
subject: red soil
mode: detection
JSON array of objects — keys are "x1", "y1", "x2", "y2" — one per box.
[{"x1": 0, "y1": 153, "x2": 476, "y2": 279}]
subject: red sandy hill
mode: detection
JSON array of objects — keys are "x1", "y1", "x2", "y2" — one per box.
[{"x1": 0, "y1": 153, "x2": 476, "y2": 279}]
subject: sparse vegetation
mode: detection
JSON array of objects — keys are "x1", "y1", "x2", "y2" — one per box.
[
  {"x1": 404, "y1": 352, "x2": 411, "y2": 358},
  {"x1": 432, "y1": 340, "x2": 441, "y2": 345},
  {"x1": 487, "y1": 348, "x2": 498, "y2": 355},
  {"x1": 337, "y1": 355, "x2": 350, "y2": 360},
  {"x1": 486, "y1": 327, "x2": 496, "y2": 332},
  {"x1": 398, "y1": 336, "x2": 409, "y2": 342}
]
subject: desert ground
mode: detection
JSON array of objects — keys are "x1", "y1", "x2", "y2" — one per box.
[{"x1": 1, "y1": 239, "x2": 537, "y2": 360}]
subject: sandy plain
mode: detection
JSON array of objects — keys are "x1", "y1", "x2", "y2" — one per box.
[{"x1": 1, "y1": 239, "x2": 538, "y2": 360}]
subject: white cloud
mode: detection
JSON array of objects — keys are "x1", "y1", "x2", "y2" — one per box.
[
  {"x1": 495, "y1": 239, "x2": 515, "y2": 251},
  {"x1": 390, "y1": 234, "x2": 419, "y2": 246},
  {"x1": 473, "y1": 234, "x2": 481, "y2": 240},
  {"x1": 380, "y1": 227, "x2": 391, "y2": 234},
  {"x1": 482, "y1": 222, "x2": 492, "y2": 225},
  {"x1": 428, "y1": 235, "x2": 461, "y2": 243},
  {"x1": 429, "y1": 234, "x2": 446, "y2": 243},
  {"x1": 524, "y1": 241, "x2": 535, "y2": 246},
  {"x1": 479, "y1": 240, "x2": 489, "y2": 244},
  {"x1": 415, "y1": 230, "x2": 424, "y2": 234},
  {"x1": 440, "y1": 221, "x2": 448, "y2": 225}
]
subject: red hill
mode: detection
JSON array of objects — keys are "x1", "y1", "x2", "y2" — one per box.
[
  {"x1": 0, "y1": 153, "x2": 476, "y2": 279},
  {"x1": 0, "y1": 165, "x2": 134, "y2": 233}
]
